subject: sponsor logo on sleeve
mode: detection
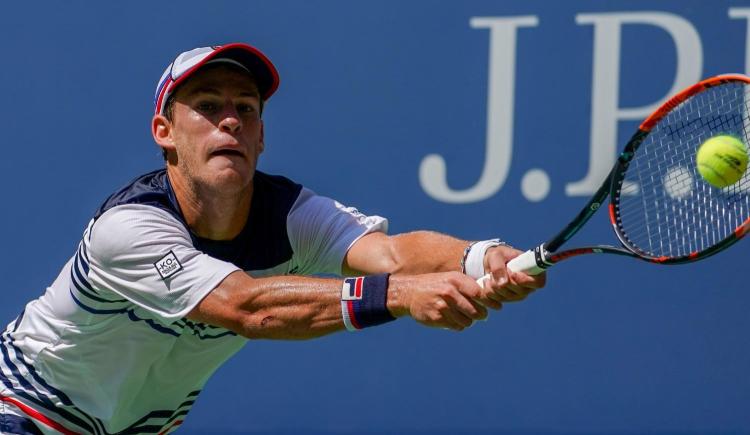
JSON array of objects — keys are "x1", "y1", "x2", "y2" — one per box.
[{"x1": 154, "y1": 250, "x2": 183, "y2": 280}]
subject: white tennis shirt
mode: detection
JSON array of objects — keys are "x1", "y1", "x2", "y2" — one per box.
[{"x1": 0, "y1": 169, "x2": 386, "y2": 434}]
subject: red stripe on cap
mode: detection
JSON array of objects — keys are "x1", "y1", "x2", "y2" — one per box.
[
  {"x1": 355, "y1": 277, "x2": 363, "y2": 298},
  {"x1": 0, "y1": 394, "x2": 80, "y2": 435},
  {"x1": 155, "y1": 43, "x2": 280, "y2": 115},
  {"x1": 346, "y1": 301, "x2": 361, "y2": 329},
  {"x1": 168, "y1": 43, "x2": 279, "y2": 105},
  {"x1": 155, "y1": 77, "x2": 173, "y2": 115}
]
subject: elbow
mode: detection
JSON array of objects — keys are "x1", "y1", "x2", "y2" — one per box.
[
  {"x1": 236, "y1": 311, "x2": 274, "y2": 339},
  {"x1": 237, "y1": 311, "x2": 289, "y2": 340},
  {"x1": 237, "y1": 310, "x2": 331, "y2": 341}
]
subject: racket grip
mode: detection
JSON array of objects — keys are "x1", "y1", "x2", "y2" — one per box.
[
  {"x1": 507, "y1": 249, "x2": 545, "y2": 275},
  {"x1": 475, "y1": 249, "x2": 545, "y2": 287}
]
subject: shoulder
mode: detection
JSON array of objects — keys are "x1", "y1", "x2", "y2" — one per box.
[
  {"x1": 94, "y1": 168, "x2": 181, "y2": 221},
  {"x1": 89, "y1": 204, "x2": 190, "y2": 263}
]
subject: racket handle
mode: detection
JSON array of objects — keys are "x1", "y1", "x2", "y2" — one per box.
[
  {"x1": 475, "y1": 249, "x2": 546, "y2": 287},
  {"x1": 507, "y1": 249, "x2": 545, "y2": 274}
]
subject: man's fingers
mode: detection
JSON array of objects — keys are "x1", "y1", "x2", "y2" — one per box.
[
  {"x1": 473, "y1": 274, "x2": 509, "y2": 308},
  {"x1": 433, "y1": 303, "x2": 472, "y2": 330},
  {"x1": 477, "y1": 292, "x2": 503, "y2": 310},
  {"x1": 504, "y1": 284, "x2": 538, "y2": 301},
  {"x1": 468, "y1": 298, "x2": 488, "y2": 320},
  {"x1": 447, "y1": 310, "x2": 473, "y2": 329},
  {"x1": 510, "y1": 271, "x2": 546, "y2": 289},
  {"x1": 484, "y1": 292, "x2": 505, "y2": 309},
  {"x1": 482, "y1": 269, "x2": 546, "y2": 303},
  {"x1": 503, "y1": 272, "x2": 546, "y2": 300},
  {"x1": 486, "y1": 252, "x2": 510, "y2": 288},
  {"x1": 480, "y1": 245, "x2": 547, "y2": 303},
  {"x1": 447, "y1": 288, "x2": 487, "y2": 321}
]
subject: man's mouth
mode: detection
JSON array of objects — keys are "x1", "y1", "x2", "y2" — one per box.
[{"x1": 211, "y1": 149, "x2": 245, "y2": 158}]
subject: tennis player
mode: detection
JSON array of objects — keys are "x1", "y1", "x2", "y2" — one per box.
[{"x1": 0, "y1": 43, "x2": 545, "y2": 434}]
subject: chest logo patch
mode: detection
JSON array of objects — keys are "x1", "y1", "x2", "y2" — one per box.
[{"x1": 154, "y1": 250, "x2": 183, "y2": 280}]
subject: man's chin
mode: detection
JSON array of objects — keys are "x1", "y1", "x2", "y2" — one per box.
[{"x1": 208, "y1": 166, "x2": 254, "y2": 190}]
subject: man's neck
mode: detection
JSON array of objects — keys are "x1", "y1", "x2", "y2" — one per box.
[{"x1": 167, "y1": 167, "x2": 253, "y2": 241}]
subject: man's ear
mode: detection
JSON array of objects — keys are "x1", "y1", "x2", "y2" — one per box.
[{"x1": 152, "y1": 114, "x2": 176, "y2": 155}]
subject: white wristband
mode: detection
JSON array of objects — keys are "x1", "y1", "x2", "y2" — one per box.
[{"x1": 462, "y1": 239, "x2": 505, "y2": 279}]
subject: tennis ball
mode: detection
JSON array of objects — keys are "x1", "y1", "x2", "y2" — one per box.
[{"x1": 696, "y1": 135, "x2": 748, "y2": 188}]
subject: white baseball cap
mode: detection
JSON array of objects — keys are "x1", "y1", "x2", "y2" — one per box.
[{"x1": 154, "y1": 43, "x2": 280, "y2": 115}]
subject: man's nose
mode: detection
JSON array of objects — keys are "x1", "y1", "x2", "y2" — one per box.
[{"x1": 218, "y1": 106, "x2": 242, "y2": 134}]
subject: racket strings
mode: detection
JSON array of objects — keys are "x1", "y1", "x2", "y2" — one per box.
[{"x1": 616, "y1": 81, "x2": 750, "y2": 259}]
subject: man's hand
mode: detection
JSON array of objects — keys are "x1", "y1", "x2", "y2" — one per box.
[
  {"x1": 480, "y1": 245, "x2": 546, "y2": 304},
  {"x1": 387, "y1": 272, "x2": 494, "y2": 331}
]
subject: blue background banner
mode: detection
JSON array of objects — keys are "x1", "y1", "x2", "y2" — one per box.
[{"x1": 1, "y1": 1, "x2": 749, "y2": 433}]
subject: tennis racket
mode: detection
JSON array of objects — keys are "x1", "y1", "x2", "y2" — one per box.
[{"x1": 484, "y1": 74, "x2": 750, "y2": 280}]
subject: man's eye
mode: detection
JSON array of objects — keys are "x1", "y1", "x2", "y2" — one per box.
[
  {"x1": 197, "y1": 102, "x2": 216, "y2": 112},
  {"x1": 237, "y1": 104, "x2": 257, "y2": 114}
]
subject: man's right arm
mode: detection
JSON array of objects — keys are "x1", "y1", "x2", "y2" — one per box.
[
  {"x1": 88, "y1": 202, "x2": 493, "y2": 339},
  {"x1": 187, "y1": 270, "x2": 492, "y2": 339}
]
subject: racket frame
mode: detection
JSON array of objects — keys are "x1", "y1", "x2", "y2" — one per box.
[{"x1": 521, "y1": 74, "x2": 750, "y2": 273}]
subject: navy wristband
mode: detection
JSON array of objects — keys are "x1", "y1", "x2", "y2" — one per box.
[{"x1": 340, "y1": 274, "x2": 396, "y2": 331}]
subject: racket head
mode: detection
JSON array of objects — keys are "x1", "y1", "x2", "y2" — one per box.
[{"x1": 610, "y1": 75, "x2": 750, "y2": 264}]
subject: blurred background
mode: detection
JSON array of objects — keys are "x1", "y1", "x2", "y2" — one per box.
[{"x1": 1, "y1": 1, "x2": 749, "y2": 434}]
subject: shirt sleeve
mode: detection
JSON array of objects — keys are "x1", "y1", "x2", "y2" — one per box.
[
  {"x1": 287, "y1": 188, "x2": 388, "y2": 275},
  {"x1": 86, "y1": 204, "x2": 240, "y2": 323}
]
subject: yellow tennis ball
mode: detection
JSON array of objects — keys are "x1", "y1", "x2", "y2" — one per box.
[{"x1": 696, "y1": 135, "x2": 748, "y2": 188}]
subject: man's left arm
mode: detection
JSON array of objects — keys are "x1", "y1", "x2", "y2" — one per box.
[{"x1": 343, "y1": 231, "x2": 546, "y2": 306}]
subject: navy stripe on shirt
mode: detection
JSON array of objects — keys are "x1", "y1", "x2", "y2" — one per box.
[
  {"x1": 0, "y1": 413, "x2": 44, "y2": 435},
  {"x1": 0, "y1": 333, "x2": 100, "y2": 434}
]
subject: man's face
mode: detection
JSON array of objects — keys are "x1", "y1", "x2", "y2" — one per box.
[{"x1": 163, "y1": 64, "x2": 264, "y2": 195}]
